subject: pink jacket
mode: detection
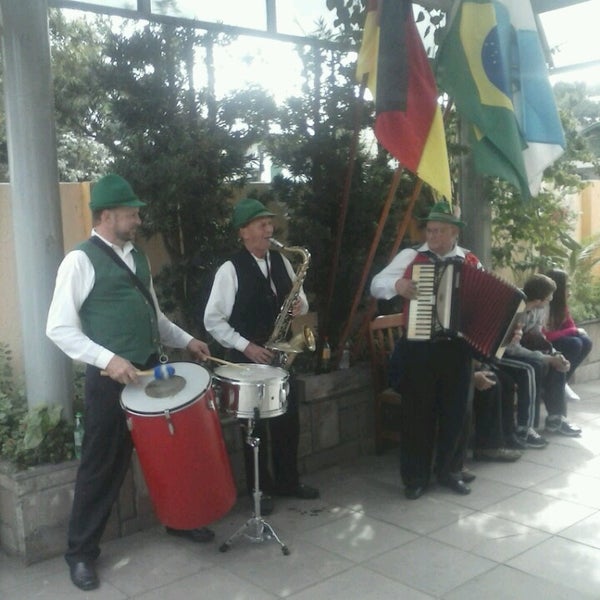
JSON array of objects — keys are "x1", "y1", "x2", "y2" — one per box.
[{"x1": 544, "y1": 309, "x2": 579, "y2": 342}]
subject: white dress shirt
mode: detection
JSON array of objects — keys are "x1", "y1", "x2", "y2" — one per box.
[
  {"x1": 370, "y1": 242, "x2": 477, "y2": 300},
  {"x1": 204, "y1": 250, "x2": 308, "y2": 353},
  {"x1": 46, "y1": 231, "x2": 193, "y2": 369}
]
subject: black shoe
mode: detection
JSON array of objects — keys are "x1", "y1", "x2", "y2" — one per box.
[
  {"x1": 69, "y1": 561, "x2": 99, "y2": 591},
  {"x1": 473, "y1": 447, "x2": 522, "y2": 462},
  {"x1": 461, "y1": 470, "x2": 476, "y2": 483},
  {"x1": 404, "y1": 485, "x2": 426, "y2": 500},
  {"x1": 272, "y1": 483, "x2": 320, "y2": 499},
  {"x1": 438, "y1": 475, "x2": 471, "y2": 495},
  {"x1": 505, "y1": 433, "x2": 528, "y2": 450},
  {"x1": 260, "y1": 494, "x2": 274, "y2": 516},
  {"x1": 165, "y1": 526, "x2": 215, "y2": 543},
  {"x1": 545, "y1": 416, "x2": 582, "y2": 437}
]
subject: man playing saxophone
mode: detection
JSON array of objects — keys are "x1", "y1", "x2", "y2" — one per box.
[{"x1": 204, "y1": 198, "x2": 319, "y2": 515}]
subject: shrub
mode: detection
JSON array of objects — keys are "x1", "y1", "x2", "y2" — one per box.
[{"x1": 0, "y1": 343, "x2": 76, "y2": 470}]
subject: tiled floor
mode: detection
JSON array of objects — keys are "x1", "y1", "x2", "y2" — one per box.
[{"x1": 3, "y1": 380, "x2": 600, "y2": 598}]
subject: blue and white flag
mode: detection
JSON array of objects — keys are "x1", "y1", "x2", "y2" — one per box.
[
  {"x1": 437, "y1": 0, "x2": 565, "y2": 197},
  {"x1": 508, "y1": 0, "x2": 565, "y2": 195}
]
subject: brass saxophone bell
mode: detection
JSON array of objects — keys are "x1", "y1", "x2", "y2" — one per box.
[
  {"x1": 269, "y1": 326, "x2": 316, "y2": 354},
  {"x1": 303, "y1": 325, "x2": 316, "y2": 352}
]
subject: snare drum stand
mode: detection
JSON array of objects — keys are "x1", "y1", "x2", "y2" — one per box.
[{"x1": 219, "y1": 410, "x2": 289, "y2": 555}]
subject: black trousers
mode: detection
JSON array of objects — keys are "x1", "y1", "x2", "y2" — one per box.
[
  {"x1": 226, "y1": 349, "x2": 300, "y2": 495},
  {"x1": 395, "y1": 338, "x2": 473, "y2": 488},
  {"x1": 511, "y1": 355, "x2": 567, "y2": 423},
  {"x1": 241, "y1": 388, "x2": 300, "y2": 494},
  {"x1": 552, "y1": 334, "x2": 593, "y2": 380},
  {"x1": 65, "y1": 366, "x2": 132, "y2": 565},
  {"x1": 473, "y1": 368, "x2": 516, "y2": 449}
]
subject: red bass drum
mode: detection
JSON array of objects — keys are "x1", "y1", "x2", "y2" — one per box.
[{"x1": 120, "y1": 361, "x2": 236, "y2": 530}]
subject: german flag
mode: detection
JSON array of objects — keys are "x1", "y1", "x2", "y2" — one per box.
[{"x1": 356, "y1": 0, "x2": 452, "y2": 200}]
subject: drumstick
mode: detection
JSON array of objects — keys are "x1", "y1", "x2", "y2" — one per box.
[
  {"x1": 205, "y1": 356, "x2": 248, "y2": 369},
  {"x1": 100, "y1": 369, "x2": 152, "y2": 377}
]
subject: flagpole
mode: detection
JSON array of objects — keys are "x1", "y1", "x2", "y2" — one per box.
[
  {"x1": 319, "y1": 74, "x2": 368, "y2": 362},
  {"x1": 335, "y1": 175, "x2": 422, "y2": 363},
  {"x1": 335, "y1": 100, "x2": 454, "y2": 362},
  {"x1": 333, "y1": 164, "x2": 404, "y2": 365}
]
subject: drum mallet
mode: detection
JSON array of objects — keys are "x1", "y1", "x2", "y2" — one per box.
[
  {"x1": 101, "y1": 364, "x2": 176, "y2": 379},
  {"x1": 150, "y1": 364, "x2": 176, "y2": 379}
]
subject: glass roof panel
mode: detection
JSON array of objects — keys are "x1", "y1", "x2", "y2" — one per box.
[
  {"x1": 69, "y1": 0, "x2": 136, "y2": 8},
  {"x1": 151, "y1": 0, "x2": 267, "y2": 30},
  {"x1": 538, "y1": 0, "x2": 600, "y2": 73}
]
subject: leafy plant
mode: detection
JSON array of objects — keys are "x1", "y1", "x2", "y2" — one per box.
[
  {"x1": 0, "y1": 343, "x2": 76, "y2": 470},
  {"x1": 1, "y1": 405, "x2": 74, "y2": 470},
  {"x1": 562, "y1": 234, "x2": 600, "y2": 322}
]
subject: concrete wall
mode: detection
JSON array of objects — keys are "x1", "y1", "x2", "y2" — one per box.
[{"x1": 573, "y1": 318, "x2": 600, "y2": 384}]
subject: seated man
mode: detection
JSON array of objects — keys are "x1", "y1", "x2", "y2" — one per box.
[
  {"x1": 472, "y1": 365, "x2": 522, "y2": 462},
  {"x1": 503, "y1": 274, "x2": 581, "y2": 437},
  {"x1": 497, "y1": 322, "x2": 548, "y2": 449}
]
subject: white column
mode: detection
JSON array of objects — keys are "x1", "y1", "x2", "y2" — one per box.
[{"x1": 0, "y1": 0, "x2": 72, "y2": 413}]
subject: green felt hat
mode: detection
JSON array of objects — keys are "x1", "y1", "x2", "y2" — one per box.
[
  {"x1": 419, "y1": 200, "x2": 465, "y2": 228},
  {"x1": 89, "y1": 174, "x2": 146, "y2": 211},
  {"x1": 232, "y1": 198, "x2": 275, "y2": 229}
]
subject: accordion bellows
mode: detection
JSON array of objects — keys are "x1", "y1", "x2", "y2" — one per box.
[{"x1": 407, "y1": 260, "x2": 526, "y2": 359}]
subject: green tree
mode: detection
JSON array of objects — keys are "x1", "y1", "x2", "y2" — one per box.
[
  {"x1": 85, "y1": 21, "x2": 280, "y2": 331},
  {"x1": 50, "y1": 10, "x2": 112, "y2": 180},
  {"x1": 264, "y1": 23, "x2": 434, "y2": 346}
]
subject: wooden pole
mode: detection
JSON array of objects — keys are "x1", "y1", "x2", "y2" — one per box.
[
  {"x1": 320, "y1": 75, "x2": 368, "y2": 353},
  {"x1": 333, "y1": 165, "x2": 404, "y2": 364}
]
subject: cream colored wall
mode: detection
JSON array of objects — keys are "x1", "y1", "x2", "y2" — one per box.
[
  {"x1": 2, "y1": 180, "x2": 600, "y2": 378},
  {"x1": 0, "y1": 185, "x2": 22, "y2": 374}
]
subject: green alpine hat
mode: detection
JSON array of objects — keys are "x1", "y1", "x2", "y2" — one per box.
[
  {"x1": 232, "y1": 198, "x2": 275, "y2": 229},
  {"x1": 89, "y1": 174, "x2": 146, "y2": 211},
  {"x1": 419, "y1": 200, "x2": 465, "y2": 228}
]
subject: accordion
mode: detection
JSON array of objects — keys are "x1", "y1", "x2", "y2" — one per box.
[{"x1": 406, "y1": 259, "x2": 525, "y2": 359}]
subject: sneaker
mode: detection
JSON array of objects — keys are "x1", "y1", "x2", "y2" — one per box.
[
  {"x1": 545, "y1": 415, "x2": 582, "y2": 437},
  {"x1": 506, "y1": 432, "x2": 528, "y2": 450},
  {"x1": 473, "y1": 447, "x2": 522, "y2": 462},
  {"x1": 523, "y1": 427, "x2": 549, "y2": 449},
  {"x1": 565, "y1": 383, "x2": 581, "y2": 402}
]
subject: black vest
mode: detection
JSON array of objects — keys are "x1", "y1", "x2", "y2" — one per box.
[{"x1": 229, "y1": 248, "x2": 292, "y2": 346}]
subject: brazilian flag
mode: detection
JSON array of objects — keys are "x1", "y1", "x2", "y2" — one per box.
[{"x1": 437, "y1": 0, "x2": 534, "y2": 198}]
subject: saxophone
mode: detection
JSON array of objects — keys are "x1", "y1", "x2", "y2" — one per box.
[{"x1": 265, "y1": 238, "x2": 316, "y2": 368}]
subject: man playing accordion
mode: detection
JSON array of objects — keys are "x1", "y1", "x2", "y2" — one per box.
[{"x1": 370, "y1": 200, "x2": 480, "y2": 500}]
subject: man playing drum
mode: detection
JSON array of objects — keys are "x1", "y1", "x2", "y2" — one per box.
[
  {"x1": 204, "y1": 198, "x2": 319, "y2": 515},
  {"x1": 46, "y1": 174, "x2": 212, "y2": 592}
]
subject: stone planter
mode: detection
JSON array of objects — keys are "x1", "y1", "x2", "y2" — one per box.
[
  {"x1": 0, "y1": 364, "x2": 376, "y2": 564},
  {"x1": 0, "y1": 460, "x2": 78, "y2": 564},
  {"x1": 294, "y1": 362, "x2": 376, "y2": 473},
  {"x1": 572, "y1": 318, "x2": 600, "y2": 383},
  {"x1": 0, "y1": 455, "x2": 159, "y2": 565}
]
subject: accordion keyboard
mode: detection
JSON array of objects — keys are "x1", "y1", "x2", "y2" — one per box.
[{"x1": 406, "y1": 264, "x2": 436, "y2": 339}]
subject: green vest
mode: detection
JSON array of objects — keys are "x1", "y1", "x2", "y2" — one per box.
[{"x1": 78, "y1": 239, "x2": 160, "y2": 365}]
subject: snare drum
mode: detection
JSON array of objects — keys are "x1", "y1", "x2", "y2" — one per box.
[
  {"x1": 120, "y1": 362, "x2": 236, "y2": 530},
  {"x1": 212, "y1": 364, "x2": 289, "y2": 419}
]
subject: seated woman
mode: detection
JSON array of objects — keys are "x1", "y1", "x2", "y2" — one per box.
[{"x1": 544, "y1": 268, "x2": 592, "y2": 402}]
